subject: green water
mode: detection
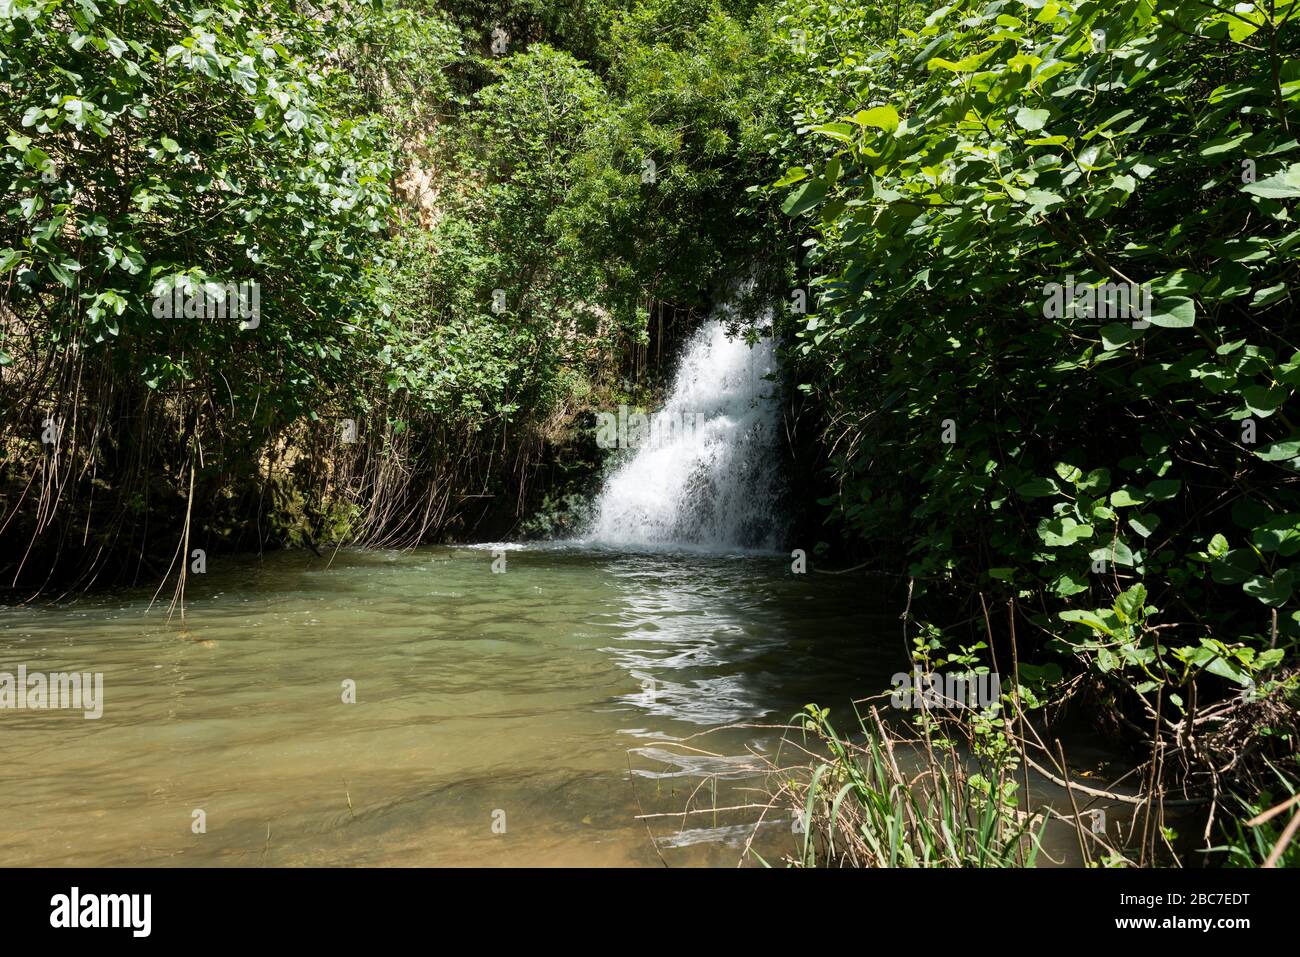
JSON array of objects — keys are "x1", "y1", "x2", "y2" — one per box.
[{"x1": 0, "y1": 544, "x2": 919, "y2": 866}]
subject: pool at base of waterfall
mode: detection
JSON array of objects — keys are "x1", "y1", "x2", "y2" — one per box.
[{"x1": 0, "y1": 545, "x2": 905, "y2": 866}]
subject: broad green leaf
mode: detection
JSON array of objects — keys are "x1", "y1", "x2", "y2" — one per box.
[
  {"x1": 783, "y1": 178, "x2": 828, "y2": 217},
  {"x1": 1114, "y1": 584, "x2": 1147, "y2": 623},
  {"x1": 852, "y1": 106, "x2": 899, "y2": 134},
  {"x1": 1014, "y1": 107, "x2": 1050, "y2": 132},
  {"x1": 1147, "y1": 296, "x2": 1195, "y2": 328},
  {"x1": 1242, "y1": 163, "x2": 1300, "y2": 198}
]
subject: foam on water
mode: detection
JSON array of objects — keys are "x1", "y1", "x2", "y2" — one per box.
[{"x1": 585, "y1": 319, "x2": 785, "y2": 551}]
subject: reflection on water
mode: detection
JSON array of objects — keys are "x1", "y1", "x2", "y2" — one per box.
[{"x1": 0, "y1": 545, "x2": 905, "y2": 866}]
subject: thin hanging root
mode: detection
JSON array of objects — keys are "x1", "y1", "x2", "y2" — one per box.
[
  {"x1": 166, "y1": 453, "x2": 197, "y2": 622},
  {"x1": 148, "y1": 445, "x2": 197, "y2": 623}
]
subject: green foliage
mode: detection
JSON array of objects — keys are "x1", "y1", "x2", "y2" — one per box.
[
  {"x1": 598, "y1": 0, "x2": 783, "y2": 305},
  {"x1": 0, "y1": 0, "x2": 417, "y2": 410},
  {"x1": 772, "y1": 0, "x2": 1300, "y2": 712},
  {"x1": 434, "y1": 0, "x2": 615, "y2": 68},
  {"x1": 369, "y1": 42, "x2": 637, "y2": 430}
]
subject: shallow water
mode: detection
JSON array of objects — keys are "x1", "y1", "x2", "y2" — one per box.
[{"x1": 0, "y1": 544, "x2": 931, "y2": 866}]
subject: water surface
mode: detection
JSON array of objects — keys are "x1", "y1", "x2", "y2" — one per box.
[{"x1": 0, "y1": 545, "x2": 904, "y2": 866}]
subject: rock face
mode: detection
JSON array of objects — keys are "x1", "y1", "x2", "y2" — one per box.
[{"x1": 394, "y1": 157, "x2": 441, "y2": 229}]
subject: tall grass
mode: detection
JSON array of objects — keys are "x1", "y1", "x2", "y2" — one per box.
[
  {"x1": 764, "y1": 704, "x2": 1046, "y2": 868},
  {"x1": 1211, "y1": 763, "x2": 1300, "y2": 868}
]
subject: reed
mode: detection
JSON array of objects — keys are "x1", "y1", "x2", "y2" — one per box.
[{"x1": 763, "y1": 703, "x2": 1046, "y2": 868}]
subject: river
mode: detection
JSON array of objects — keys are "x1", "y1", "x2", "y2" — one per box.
[{"x1": 0, "y1": 544, "x2": 899, "y2": 866}]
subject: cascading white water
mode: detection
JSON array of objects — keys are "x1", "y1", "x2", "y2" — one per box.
[{"x1": 585, "y1": 318, "x2": 785, "y2": 551}]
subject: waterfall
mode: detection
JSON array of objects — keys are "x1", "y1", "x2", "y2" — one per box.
[{"x1": 585, "y1": 317, "x2": 785, "y2": 551}]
